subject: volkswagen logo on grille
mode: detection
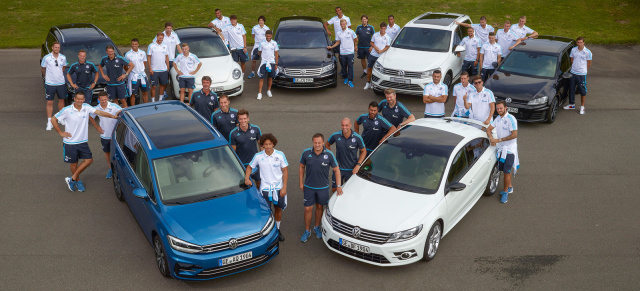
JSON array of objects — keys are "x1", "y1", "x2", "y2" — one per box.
[
  {"x1": 228, "y1": 238, "x2": 238, "y2": 249},
  {"x1": 505, "y1": 97, "x2": 512, "y2": 103},
  {"x1": 398, "y1": 70, "x2": 405, "y2": 76},
  {"x1": 352, "y1": 226, "x2": 362, "y2": 238},
  {"x1": 301, "y1": 69, "x2": 306, "y2": 75}
]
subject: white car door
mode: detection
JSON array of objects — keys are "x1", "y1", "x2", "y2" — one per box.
[{"x1": 443, "y1": 148, "x2": 474, "y2": 233}]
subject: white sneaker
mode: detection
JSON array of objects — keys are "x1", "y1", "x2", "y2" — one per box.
[
  {"x1": 46, "y1": 121, "x2": 53, "y2": 131},
  {"x1": 267, "y1": 90, "x2": 273, "y2": 97},
  {"x1": 563, "y1": 104, "x2": 575, "y2": 110},
  {"x1": 580, "y1": 106, "x2": 585, "y2": 115},
  {"x1": 364, "y1": 82, "x2": 371, "y2": 90},
  {"x1": 257, "y1": 93, "x2": 263, "y2": 100}
]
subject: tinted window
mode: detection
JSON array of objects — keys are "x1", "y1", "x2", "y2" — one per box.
[
  {"x1": 179, "y1": 36, "x2": 229, "y2": 58},
  {"x1": 392, "y1": 27, "x2": 452, "y2": 52},
  {"x1": 499, "y1": 51, "x2": 558, "y2": 78},
  {"x1": 46, "y1": 33, "x2": 56, "y2": 51},
  {"x1": 447, "y1": 149, "x2": 469, "y2": 183},
  {"x1": 115, "y1": 122, "x2": 126, "y2": 148},
  {"x1": 136, "y1": 109, "x2": 215, "y2": 150},
  {"x1": 560, "y1": 50, "x2": 571, "y2": 73},
  {"x1": 123, "y1": 127, "x2": 138, "y2": 169},
  {"x1": 135, "y1": 147, "x2": 154, "y2": 201},
  {"x1": 62, "y1": 40, "x2": 118, "y2": 65},
  {"x1": 465, "y1": 138, "x2": 488, "y2": 166},
  {"x1": 276, "y1": 29, "x2": 328, "y2": 49}
]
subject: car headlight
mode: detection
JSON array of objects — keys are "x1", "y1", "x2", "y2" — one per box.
[
  {"x1": 324, "y1": 207, "x2": 333, "y2": 225},
  {"x1": 527, "y1": 95, "x2": 548, "y2": 106},
  {"x1": 374, "y1": 61, "x2": 383, "y2": 72},
  {"x1": 260, "y1": 214, "x2": 275, "y2": 236},
  {"x1": 421, "y1": 68, "x2": 440, "y2": 79},
  {"x1": 167, "y1": 235, "x2": 203, "y2": 254},
  {"x1": 232, "y1": 68, "x2": 242, "y2": 80},
  {"x1": 320, "y1": 63, "x2": 335, "y2": 74},
  {"x1": 387, "y1": 225, "x2": 423, "y2": 243}
]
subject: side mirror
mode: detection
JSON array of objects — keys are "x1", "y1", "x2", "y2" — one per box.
[
  {"x1": 562, "y1": 72, "x2": 573, "y2": 79},
  {"x1": 449, "y1": 182, "x2": 467, "y2": 192},
  {"x1": 133, "y1": 188, "x2": 148, "y2": 199},
  {"x1": 454, "y1": 45, "x2": 466, "y2": 53}
]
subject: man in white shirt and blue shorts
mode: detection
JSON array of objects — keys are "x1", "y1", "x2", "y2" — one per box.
[
  {"x1": 89, "y1": 91, "x2": 122, "y2": 179},
  {"x1": 222, "y1": 15, "x2": 249, "y2": 74},
  {"x1": 248, "y1": 16, "x2": 269, "y2": 79},
  {"x1": 173, "y1": 43, "x2": 202, "y2": 103}
]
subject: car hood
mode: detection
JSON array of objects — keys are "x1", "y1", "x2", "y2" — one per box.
[
  {"x1": 377, "y1": 47, "x2": 449, "y2": 72},
  {"x1": 278, "y1": 48, "x2": 333, "y2": 68},
  {"x1": 329, "y1": 175, "x2": 442, "y2": 233},
  {"x1": 485, "y1": 71, "x2": 555, "y2": 101},
  {"x1": 161, "y1": 189, "x2": 271, "y2": 246},
  {"x1": 195, "y1": 56, "x2": 238, "y2": 84}
]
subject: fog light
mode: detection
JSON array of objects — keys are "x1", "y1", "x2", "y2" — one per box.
[{"x1": 393, "y1": 250, "x2": 418, "y2": 260}]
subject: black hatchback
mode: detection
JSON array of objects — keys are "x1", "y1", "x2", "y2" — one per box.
[
  {"x1": 41, "y1": 23, "x2": 122, "y2": 103},
  {"x1": 272, "y1": 16, "x2": 338, "y2": 88},
  {"x1": 485, "y1": 36, "x2": 576, "y2": 123}
]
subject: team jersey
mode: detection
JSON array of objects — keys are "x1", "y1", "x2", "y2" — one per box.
[
  {"x1": 41, "y1": 53, "x2": 68, "y2": 85},
  {"x1": 491, "y1": 112, "x2": 518, "y2": 146},
  {"x1": 299, "y1": 148, "x2": 338, "y2": 189},
  {"x1": 211, "y1": 16, "x2": 231, "y2": 30},
  {"x1": 147, "y1": 42, "x2": 169, "y2": 72},
  {"x1": 91, "y1": 102, "x2": 122, "y2": 139},
  {"x1": 336, "y1": 28, "x2": 357, "y2": 54},
  {"x1": 570, "y1": 46, "x2": 593, "y2": 75},
  {"x1": 480, "y1": 42, "x2": 502, "y2": 69},
  {"x1": 100, "y1": 55, "x2": 130, "y2": 85},
  {"x1": 258, "y1": 40, "x2": 278, "y2": 65},
  {"x1": 211, "y1": 108, "x2": 238, "y2": 141},
  {"x1": 423, "y1": 82, "x2": 448, "y2": 117},
  {"x1": 249, "y1": 150, "x2": 288, "y2": 191},
  {"x1": 327, "y1": 131, "x2": 365, "y2": 171},
  {"x1": 355, "y1": 24, "x2": 375, "y2": 48},
  {"x1": 251, "y1": 25, "x2": 270, "y2": 49},
  {"x1": 378, "y1": 100, "x2": 411, "y2": 127},
  {"x1": 459, "y1": 36, "x2": 482, "y2": 61},
  {"x1": 327, "y1": 15, "x2": 351, "y2": 36},
  {"x1": 471, "y1": 24, "x2": 495, "y2": 44},
  {"x1": 67, "y1": 61, "x2": 98, "y2": 88},
  {"x1": 452, "y1": 83, "x2": 475, "y2": 117},
  {"x1": 386, "y1": 24, "x2": 402, "y2": 42},
  {"x1": 370, "y1": 32, "x2": 391, "y2": 57},
  {"x1": 125, "y1": 49, "x2": 147, "y2": 76},
  {"x1": 223, "y1": 24, "x2": 247, "y2": 49},
  {"x1": 174, "y1": 53, "x2": 201, "y2": 78},
  {"x1": 496, "y1": 30, "x2": 518, "y2": 57},
  {"x1": 468, "y1": 87, "x2": 496, "y2": 122},
  {"x1": 229, "y1": 124, "x2": 262, "y2": 165},
  {"x1": 190, "y1": 89, "x2": 218, "y2": 120},
  {"x1": 356, "y1": 114, "x2": 393, "y2": 151},
  {"x1": 510, "y1": 24, "x2": 534, "y2": 39},
  {"x1": 152, "y1": 31, "x2": 180, "y2": 61},
  {"x1": 54, "y1": 104, "x2": 98, "y2": 144}
]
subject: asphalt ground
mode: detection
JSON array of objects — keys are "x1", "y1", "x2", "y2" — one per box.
[{"x1": 1, "y1": 46, "x2": 639, "y2": 290}]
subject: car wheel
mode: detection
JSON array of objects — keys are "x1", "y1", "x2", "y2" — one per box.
[
  {"x1": 484, "y1": 162, "x2": 500, "y2": 196},
  {"x1": 546, "y1": 96, "x2": 559, "y2": 124},
  {"x1": 112, "y1": 170, "x2": 124, "y2": 202},
  {"x1": 154, "y1": 235, "x2": 171, "y2": 278},
  {"x1": 422, "y1": 221, "x2": 442, "y2": 261},
  {"x1": 443, "y1": 72, "x2": 453, "y2": 102},
  {"x1": 373, "y1": 88, "x2": 384, "y2": 96}
]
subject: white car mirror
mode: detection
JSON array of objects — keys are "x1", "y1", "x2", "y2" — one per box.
[{"x1": 454, "y1": 46, "x2": 466, "y2": 53}]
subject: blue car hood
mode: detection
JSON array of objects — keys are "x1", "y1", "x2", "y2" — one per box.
[{"x1": 162, "y1": 189, "x2": 271, "y2": 246}]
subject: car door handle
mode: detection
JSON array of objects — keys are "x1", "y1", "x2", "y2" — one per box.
[
  {"x1": 469, "y1": 179, "x2": 474, "y2": 184},
  {"x1": 128, "y1": 179, "x2": 135, "y2": 187}
]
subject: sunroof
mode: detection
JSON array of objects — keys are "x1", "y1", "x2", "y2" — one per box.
[
  {"x1": 136, "y1": 109, "x2": 214, "y2": 149},
  {"x1": 414, "y1": 14, "x2": 459, "y2": 26}
]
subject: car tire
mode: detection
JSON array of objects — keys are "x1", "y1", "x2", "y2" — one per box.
[
  {"x1": 373, "y1": 88, "x2": 384, "y2": 96},
  {"x1": 329, "y1": 78, "x2": 338, "y2": 88},
  {"x1": 546, "y1": 96, "x2": 559, "y2": 124},
  {"x1": 167, "y1": 81, "x2": 177, "y2": 100},
  {"x1": 484, "y1": 162, "x2": 500, "y2": 196},
  {"x1": 112, "y1": 170, "x2": 124, "y2": 202},
  {"x1": 422, "y1": 221, "x2": 442, "y2": 262},
  {"x1": 154, "y1": 235, "x2": 171, "y2": 278},
  {"x1": 443, "y1": 72, "x2": 453, "y2": 100}
]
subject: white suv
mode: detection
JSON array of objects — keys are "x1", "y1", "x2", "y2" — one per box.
[{"x1": 371, "y1": 12, "x2": 471, "y2": 96}]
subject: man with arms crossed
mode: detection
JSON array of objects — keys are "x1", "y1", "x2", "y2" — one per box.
[
  {"x1": 486, "y1": 100, "x2": 519, "y2": 204},
  {"x1": 326, "y1": 118, "x2": 366, "y2": 193},
  {"x1": 89, "y1": 91, "x2": 122, "y2": 179},
  {"x1": 355, "y1": 101, "x2": 397, "y2": 153},
  {"x1": 124, "y1": 38, "x2": 149, "y2": 105},
  {"x1": 173, "y1": 43, "x2": 202, "y2": 103},
  {"x1": 464, "y1": 75, "x2": 495, "y2": 125},
  {"x1": 564, "y1": 37, "x2": 592, "y2": 115},
  {"x1": 327, "y1": 19, "x2": 357, "y2": 87},
  {"x1": 100, "y1": 45, "x2": 133, "y2": 108},
  {"x1": 257, "y1": 30, "x2": 278, "y2": 100},
  {"x1": 67, "y1": 50, "x2": 98, "y2": 104},
  {"x1": 364, "y1": 22, "x2": 390, "y2": 90},
  {"x1": 42, "y1": 41, "x2": 68, "y2": 130},
  {"x1": 422, "y1": 70, "x2": 448, "y2": 118},
  {"x1": 147, "y1": 33, "x2": 170, "y2": 102}
]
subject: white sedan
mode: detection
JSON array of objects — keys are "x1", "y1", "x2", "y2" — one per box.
[
  {"x1": 169, "y1": 27, "x2": 243, "y2": 99},
  {"x1": 322, "y1": 118, "x2": 500, "y2": 266}
]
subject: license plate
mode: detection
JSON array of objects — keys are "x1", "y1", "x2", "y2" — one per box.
[
  {"x1": 218, "y1": 251, "x2": 252, "y2": 266},
  {"x1": 390, "y1": 77, "x2": 410, "y2": 84},
  {"x1": 339, "y1": 238, "x2": 370, "y2": 254},
  {"x1": 507, "y1": 107, "x2": 518, "y2": 113},
  {"x1": 294, "y1": 78, "x2": 313, "y2": 83},
  {"x1": 212, "y1": 86, "x2": 224, "y2": 92}
]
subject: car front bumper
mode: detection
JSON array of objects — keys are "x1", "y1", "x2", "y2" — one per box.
[
  {"x1": 496, "y1": 98, "x2": 551, "y2": 122},
  {"x1": 172, "y1": 75, "x2": 244, "y2": 98},
  {"x1": 370, "y1": 71, "x2": 431, "y2": 96},
  {"x1": 274, "y1": 71, "x2": 337, "y2": 89}
]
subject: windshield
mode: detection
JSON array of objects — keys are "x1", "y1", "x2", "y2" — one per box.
[
  {"x1": 392, "y1": 27, "x2": 451, "y2": 52},
  {"x1": 499, "y1": 51, "x2": 558, "y2": 78},
  {"x1": 153, "y1": 146, "x2": 247, "y2": 204},
  {"x1": 179, "y1": 36, "x2": 229, "y2": 58},
  {"x1": 63, "y1": 41, "x2": 119, "y2": 65},
  {"x1": 276, "y1": 29, "x2": 328, "y2": 49},
  {"x1": 358, "y1": 142, "x2": 448, "y2": 194}
]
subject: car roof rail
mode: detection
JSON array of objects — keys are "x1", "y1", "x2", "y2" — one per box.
[
  {"x1": 409, "y1": 12, "x2": 432, "y2": 24},
  {"x1": 53, "y1": 26, "x2": 65, "y2": 42},
  {"x1": 125, "y1": 111, "x2": 153, "y2": 150},
  {"x1": 183, "y1": 104, "x2": 222, "y2": 138},
  {"x1": 90, "y1": 23, "x2": 109, "y2": 38},
  {"x1": 450, "y1": 14, "x2": 467, "y2": 27},
  {"x1": 442, "y1": 117, "x2": 491, "y2": 131}
]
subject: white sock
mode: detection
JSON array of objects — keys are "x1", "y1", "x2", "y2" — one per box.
[
  {"x1": 276, "y1": 221, "x2": 281, "y2": 229},
  {"x1": 47, "y1": 117, "x2": 51, "y2": 122},
  {"x1": 152, "y1": 97, "x2": 156, "y2": 102}
]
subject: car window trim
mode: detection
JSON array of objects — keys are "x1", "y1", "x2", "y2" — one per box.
[{"x1": 134, "y1": 144, "x2": 157, "y2": 203}]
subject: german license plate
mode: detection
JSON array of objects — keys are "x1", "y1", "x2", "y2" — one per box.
[
  {"x1": 294, "y1": 78, "x2": 313, "y2": 83},
  {"x1": 212, "y1": 86, "x2": 224, "y2": 92},
  {"x1": 218, "y1": 251, "x2": 252, "y2": 266},
  {"x1": 390, "y1": 77, "x2": 410, "y2": 84},
  {"x1": 507, "y1": 107, "x2": 518, "y2": 113},
  {"x1": 339, "y1": 238, "x2": 370, "y2": 254}
]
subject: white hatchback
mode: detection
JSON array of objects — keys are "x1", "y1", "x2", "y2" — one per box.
[
  {"x1": 322, "y1": 118, "x2": 499, "y2": 266},
  {"x1": 371, "y1": 12, "x2": 471, "y2": 96}
]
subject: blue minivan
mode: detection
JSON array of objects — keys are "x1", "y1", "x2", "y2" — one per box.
[{"x1": 110, "y1": 101, "x2": 279, "y2": 280}]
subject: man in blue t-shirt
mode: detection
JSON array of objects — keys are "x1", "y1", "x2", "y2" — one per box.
[
  {"x1": 378, "y1": 88, "x2": 415, "y2": 127},
  {"x1": 326, "y1": 118, "x2": 366, "y2": 192},
  {"x1": 66, "y1": 50, "x2": 99, "y2": 104},
  {"x1": 99, "y1": 45, "x2": 133, "y2": 108},
  {"x1": 355, "y1": 15, "x2": 375, "y2": 79},
  {"x1": 230, "y1": 109, "x2": 262, "y2": 187},
  {"x1": 210, "y1": 95, "x2": 238, "y2": 141},
  {"x1": 355, "y1": 101, "x2": 397, "y2": 152}
]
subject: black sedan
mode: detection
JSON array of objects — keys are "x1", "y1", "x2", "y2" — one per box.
[
  {"x1": 485, "y1": 36, "x2": 576, "y2": 123},
  {"x1": 272, "y1": 16, "x2": 338, "y2": 88}
]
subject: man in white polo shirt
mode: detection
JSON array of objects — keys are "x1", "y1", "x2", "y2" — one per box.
[
  {"x1": 479, "y1": 32, "x2": 502, "y2": 82},
  {"x1": 328, "y1": 19, "x2": 357, "y2": 88},
  {"x1": 386, "y1": 15, "x2": 402, "y2": 42},
  {"x1": 564, "y1": 36, "x2": 592, "y2": 114},
  {"x1": 257, "y1": 30, "x2": 278, "y2": 100},
  {"x1": 511, "y1": 16, "x2": 538, "y2": 41},
  {"x1": 125, "y1": 38, "x2": 149, "y2": 105},
  {"x1": 364, "y1": 22, "x2": 391, "y2": 90},
  {"x1": 458, "y1": 27, "x2": 482, "y2": 76},
  {"x1": 222, "y1": 15, "x2": 249, "y2": 74},
  {"x1": 496, "y1": 21, "x2": 519, "y2": 57},
  {"x1": 245, "y1": 133, "x2": 288, "y2": 242},
  {"x1": 422, "y1": 70, "x2": 448, "y2": 118},
  {"x1": 173, "y1": 43, "x2": 202, "y2": 103},
  {"x1": 464, "y1": 75, "x2": 495, "y2": 125},
  {"x1": 452, "y1": 71, "x2": 474, "y2": 118},
  {"x1": 51, "y1": 91, "x2": 118, "y2": 192},
  {"x1": 456, "y1": 16, "x2": 495, "y2": 45},
  {"x1": 248, "y1": 16, "x2": 269, "y2": 79},
  {"x1": 324, "y1": 6, "x2": 351, "y2": 63},
  {"x1": 486, "y1": 100, "x2": 519, "y2": 204},
  {"x1": 41, "y1": 41, "x2": 68, "y2": 130},
  {"x1": 208, "y1": 8, "x2": 231, "y2": 41},
  {"x1": 147, "y1": 33, "x2": 170, "y2": 102},
  {"x1": 152, "y1": 22, "x2": 182, "y2": 99},
  {"x1": 89, "y1": 91, "x2": 122, "y2": 179}
]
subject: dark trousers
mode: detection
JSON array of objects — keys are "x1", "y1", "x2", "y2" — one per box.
[
  {"x1": 481, "y1": 68, "x2": 495, "y2": 82},
  {"x1": 340, "y1": 54, "x2": 355, "y2": 81},
  {"x1": 462, "y1": 60, "x2": 478, "y2": 76}
]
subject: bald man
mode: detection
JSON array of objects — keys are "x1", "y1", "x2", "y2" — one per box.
[{"x1": 326, "y1": 118, "x2": 366, "y2": 192}]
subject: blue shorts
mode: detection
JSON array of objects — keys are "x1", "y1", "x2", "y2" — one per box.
[
  {"x1": 259, "y1": 64, "x2": 276, "y2": 79},
  {"x1": 303, "y1": 186, "x2": 330, "y2": 207},
  {"x1": 331, "y1": 170, "x2": 353, "y2": 188},
  {"x1": 74, "y1": 87, "x2": 93, "y2": 103},
  {"x1": 129, "y1": 78, "x2": 150, "y2": 95},
  {"x1": 100, "y1": 138, "x2": 111, "y2": 153},
  {"x1": 106, "y1": 84, "x2": 128, "y2": 100},
  {"x1": 367, "y1": 55, "x2": 378, "y2": 69},
  {"x1": 498, "y1": 153, "x2": 515, "y2": 174},
  {"x1": 231, "y1": 49, "x2": 249, "y2": 63},
  {"x1": 63, "y1": 142, "x2": 92, "y2": 163},
  {"x1": 150, "y1": 71, "x2": 169, "y2": 86},
  {"x1": 251, "y1": 47, "x2": 260, "y2": 61},
  {"x1": 570, "y1": 74, "x2": 587, "y2": 97},
  {"x1": 261, "y1": 189, "x2": 286, "y2": 209},
  {"x1": 357, "y1": 47, "x2": 371, "y2": 59},
  {"x1": 178, "y1": 77, "x2": 196, "y2": 89},
  {"x1": 45, "y1": 84, "x2": 67, "y2": 101}
]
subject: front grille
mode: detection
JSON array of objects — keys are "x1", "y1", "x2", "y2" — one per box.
[
  {"x1": 331, "y1": 217, "x2": 390, "y2": 245},
  {"x1": 283, "y1": 68, "x2": 322, "y2": 76},
  {"x1": 216, "y1": 85, "x2": 242, "y2": 96},
  {"x1": 275, "y1": 78, "x2": 336, "y2": 88},
  {"x1": 379, "y1": 81, "x2": 424, "y2": 92},
  {"x1": 495, "y1": 96, "x2": 529, "y2": 105},
  {"x1": 328, "y1": 239, "x2": 390, "y2": 264},
  {"x1": 371, "y1": 75, "x2": 380, "y2": 82},
  {"x1": 196, "y1": 255, "x2": 270, "y2": 278},
  {"x1": 381, "y1": 68, "x2": 423, "y2": 78},
  {"x1": 201, "y1": 232, "x2": 262, "y2": 253}
]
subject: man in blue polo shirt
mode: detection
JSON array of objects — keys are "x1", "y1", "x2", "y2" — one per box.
[
  {"x1": 326, "y1": 118, "x2": 366, "y2": 192},
  {"x1": 378, "y1": 88, "x2": 415, "y2": 127},
  {"x1": 328, "y1": 19, "x2": 357, "y2": 87},
  {"x1": 41, "y1": 41, "x2": 68, "y2": 130},
  {"x1": 211, "y1": 95, "x2": 238, "y2": 141},
  {"x1": 564, "y1": 37, "x2": 592, "y2": 115},
  {"x1": 190, "y1": 76, "x2": 218, "y2": 119},
  {"x1": 67, "y1": 50, "x2": 99, "y2": 104},
  {"x1": 99, "y1": 45, "x2": 133, "y2": 108},
  {"x1": 299, "y1": 133, "x2": 342, "y2": 242},
  {"x1": 230, "y1": 109, "x2": 262, "y2": 187},
  {"x1": 355, "y1": 15, "x2": 375, "y2": 79},
  {"x1": 355, "y1": 101, "x2": 397, "y2": 152}
]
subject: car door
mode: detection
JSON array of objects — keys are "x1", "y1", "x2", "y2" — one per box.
[
  {"x1": 449, "y1": 20, "x2": 469, "y2": 80},
  {"x1": 128, "y1": 143, "x2": 156, "y2": 239},
  {"x1": 461, "y1": 138, "x2": 491, "y2": 209},
  {"x1": 443, "y1": 147, "x2": 473, "y2": 230},
  {"x1": 557, "y1": 48, "x2": 573, "y2": 102}
]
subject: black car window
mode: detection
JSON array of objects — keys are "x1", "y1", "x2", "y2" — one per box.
[
  {"x1": 45, "y1": 32, "x2": 56, "y2": 51},
  {"x1": 276, "y1": 29, "x2": 328, "y2": 49},
  {"x1": 465, "y1": 138, "x2": 488, "y2": 166},
  {"x1": 123, "y1": 127, "x2": 139, "y2": 170},
  {"x1": 63, "y1": 40, "x2": 118, "y2": 65},
  {"x1": 499, "y1": 51, "x2": 558, "y2": 78},
  {"x1": 560, "y1": 50, "x2": 571, "y2": 73},
  {"x1": 115, "y1": 121, "x2": 126, "y2": 149},
  {"x1": 447, "y1": 149, "x2": 469, "y2": 184},
  {"x1": 178, "y1": 36, "x2": 229, "y2": 58},
  {"x1": 393, "y1": 27, "x2": 452, "y2": 52},
  {"x1": 135, "y1": 145, "x2": 154, "y2": 201}
]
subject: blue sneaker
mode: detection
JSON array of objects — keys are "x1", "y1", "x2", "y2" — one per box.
[
  {"x1": 348, "y1": 81, "x2": 354, "y2": 88},
  {"x1": 313, "y1": 226, "x2": 322, "y2": 239},
  {"x1": 507, "y1": 187, "x2": 513, "y2": 194},
  {"x1": 65, "y1": 177, "x2": 76, "y2": 192},
  {"x1": 300, "y1": 230, "x2": 311, "y2": 242},
  {"x1": 106, "y1": 169, "x2": 113, "y2": 179},
  {"x1": 76, "y1": 180, "x2": 86, "y2": 192},
  {"x1": 500, "y1": 191, "x2": 508, "y2": 203},
  {"x1": 247, "y1": 72, "x2": 255, "y2": 79},
  {"x1": 343, "y1": 78, "x2": 348, "y2": 85}
]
